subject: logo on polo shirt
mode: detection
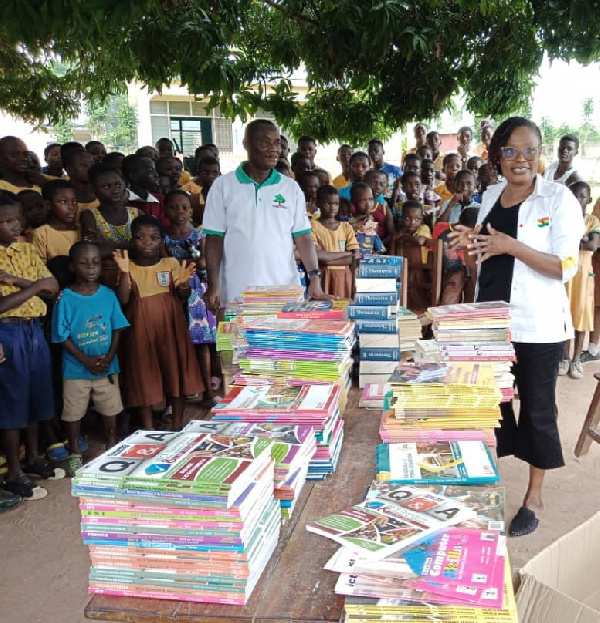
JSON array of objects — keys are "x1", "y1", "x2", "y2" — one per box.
[
  {"x1": 273, "y1": 193, "x2": 287, "y2": 209},
  {"x1": 537, "y1": 217, "x2": 550, "y2": 228}
]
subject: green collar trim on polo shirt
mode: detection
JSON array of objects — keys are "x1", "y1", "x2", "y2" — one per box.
[{"x1": 236, "y1": 162, "x2": 281, "y2": 188}]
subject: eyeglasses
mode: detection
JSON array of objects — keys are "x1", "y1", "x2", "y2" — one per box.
[{"x1": 500, "y1": 146, "x2": 539, "y2": 161}]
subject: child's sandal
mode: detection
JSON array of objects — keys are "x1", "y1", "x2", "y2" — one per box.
[
  {"x1": 22, "y1": 458, "x2": 65, "y2": 480},
  {"x1": 2, "y1": 473, "x2": 47, "y2": 500},
  {"x1": 47, "y1": 442, "x2": 69, "y2": 462},
  {"x1": 0, "y1": 489, "x2": 22, "y2": 512},
  {"x1": 64, "y1": 438, "x2": 89, "y2": 454}
]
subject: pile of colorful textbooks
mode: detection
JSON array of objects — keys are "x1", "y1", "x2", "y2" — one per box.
[
  {"x1": 347, "y1": 256, "x2": 403, "y2": 388},
  {"x1": 277, "y1": 299, "x2": 350, "y2": 320},
  {"x1": 71, "y1": 430, "x2": 280, "y2": 605},
  {"x1": 379, "y1": 361, "x2": 502, "y2": 447},
  {"x1": 183, "y1": 420, "x2": 316, "y2": 520},
  {"x1": 428, "y1": 301, "x2": 516, "y2": 402},
  {"x1": 321, "y1": 482, "x2": 517, "y2": 622},
  {"x1": 240, "y1": 285, "x2": 305, "y2": 316},
  {"x1": 236, "y1": 316, "x2": 355, "y2": 388},
  {"x1": 210, "y1": 384, "x2": 344, "y2": 480},
  {"x1": 358, "y1": 382, "x2": 389, "y2": 410}
]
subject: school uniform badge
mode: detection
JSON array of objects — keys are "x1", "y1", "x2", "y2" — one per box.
[
  {"x1": 156, "y1": 271, "x2": 170, "y2": 287},
  {"x1": 273, "y1": 193, "x2": 287, "y2": 209}
]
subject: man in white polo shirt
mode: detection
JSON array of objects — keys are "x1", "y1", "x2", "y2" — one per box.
[{"x1": 203, "y1": 119, "x2": 327, "y2": 308}]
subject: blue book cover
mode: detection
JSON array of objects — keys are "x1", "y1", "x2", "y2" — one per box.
[
  {"x1": 355, "y1": 319, "x2": 398, "y2": 334},
  {"x1": 375, "y1": 441, "x2": 500, "y2": 486},
  {"x1": 359, "y1": 347, "x2": 401, "y2": 361},
  {"x1": 362, "y1": 255, "x2": 403, "y2": 266},
  {"x1": 354, "y1": 292, "x2": 398, "y2": 306},
  {"x1": 358, "y1": 264, "x2": 402, "y2": 279},
  {"x1": 347, "y1": 305, "x2": 394, "y2": 320}
]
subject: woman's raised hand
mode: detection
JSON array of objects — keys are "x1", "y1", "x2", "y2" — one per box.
[
  {"x1": 467, "y1": 224, "x2": 516, "y2": 263},
  {"x1": 447, "y1": 224, "x2": 481, "y2": 249}
]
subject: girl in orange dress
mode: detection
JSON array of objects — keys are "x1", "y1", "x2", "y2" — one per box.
[
  {"x1": 114, "y1": 215, "x2": 204, "y2": 430},
  {"x1": 311, "y1": 185, "x2": 360, "y2": 299}
]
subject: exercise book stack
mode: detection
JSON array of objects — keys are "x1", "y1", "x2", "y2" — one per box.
[
  {"x1": 313, "y1": 482, "x2": 516, "y2": 622},
  {"x1": 71, "y1": 430, "x2": 280, "y2": 605},
  {"x1": 184, "y1": 420, "x2": 316, "y2": 521},
  {"x1": 379, "y1": 361, "x2": 502, "y2": 450},
  {"x1": 348, "y1": 255, "x2": 414, "y2": 388},
  {"x1": 210, "y1": 383, "x2": 344, "y2": 481},
  {"x1": 428, "y1": 302, "x2": 516, "y2": 403},
  {"x1": 240, "y1": 285, "x2": 305, "y2": 316},
  {"x1": 234, "y1": 315, "x2": 355, "y2": 405}
]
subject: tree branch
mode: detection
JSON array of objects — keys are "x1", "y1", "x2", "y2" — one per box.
[{"x1": 263, "y1": 0, "x2": 319, "y2": 26}]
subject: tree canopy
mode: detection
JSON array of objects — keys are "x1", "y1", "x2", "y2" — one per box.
[{"x1": 0, "y1": 0, "x2": 598, "y2": 143}]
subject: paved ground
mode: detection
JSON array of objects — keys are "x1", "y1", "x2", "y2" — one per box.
[{"x1": 2, "y1": 367, "x2": 600, "y2": 623}]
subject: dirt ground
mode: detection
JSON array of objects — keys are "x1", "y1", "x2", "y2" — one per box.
[{"x1": 2, "y1": 367, "x2": 600, "y2": 623}]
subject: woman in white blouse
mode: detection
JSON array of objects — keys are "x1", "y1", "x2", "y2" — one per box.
[{"x1": 450, "y1": 117, "x2": 583, "y2": 537}]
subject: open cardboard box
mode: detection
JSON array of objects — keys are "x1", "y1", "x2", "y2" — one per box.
[{"x1": 517, "y1": 511, "x2": 600, "y2": 622}]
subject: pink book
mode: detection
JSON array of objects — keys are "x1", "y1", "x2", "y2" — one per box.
[
  {"x1": 402, "y1": 528, "x2": 503, "y2": 588},
  {"x1": 408, "y1": 551, "x2": 506, "y2": 609}
]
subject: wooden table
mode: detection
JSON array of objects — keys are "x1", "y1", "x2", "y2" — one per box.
[{"x1": 85, "y1": 390, "x2": 381, "y2": 622}]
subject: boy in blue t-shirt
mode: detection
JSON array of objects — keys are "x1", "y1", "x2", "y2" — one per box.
[{"x1": 51, "y1": 241, "x2": 129, "y2": 474}]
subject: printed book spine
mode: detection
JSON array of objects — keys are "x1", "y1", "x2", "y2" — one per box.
[
  {"x1": 354, "y1": 292, "x2": 398, "y2": 306},
  {"x1": 361, "y1": 255, "x2": 403, "y2": 266},
  {"x1": 347, "y1": 306, "x2": 393, "y2": 320},
  {"x1": 358, "y1": 264, "x2": 402, "y2": 279},
  {"x1": 277, "y1": 310, "x2": 345, "y2": 320},
  {"x1": 355, "y1": 319, "x2": 398, "y2": 334},
  {"x1": 359, "y1": 347, "x2": 401, "y2": 361}
]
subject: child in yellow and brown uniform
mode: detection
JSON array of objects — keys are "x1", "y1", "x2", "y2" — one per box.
[
  {"x1": 394, "y1": 201, "x2": 432, "y2": 313},
  {"x1": 311, "y1": 185, "x2": 360, "y2": 299},
  {"x1": 561, "y1": 182, "x2": 600, "y2": 378},
  {"x1": 0, "y1": 195, "x2": 62, "y2": 502}
]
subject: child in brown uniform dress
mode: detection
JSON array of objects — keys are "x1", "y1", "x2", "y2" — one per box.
[{"x1": 114, "y1": 215, "x2": 204, "y2": 430}]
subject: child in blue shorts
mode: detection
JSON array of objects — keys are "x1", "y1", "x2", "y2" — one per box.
[
  {"x1": 51, "y1": 241, "x2": 129, "y2": 474},
  {"x1": 0, "y1": 195, "x2": 60, "y2": 502}
]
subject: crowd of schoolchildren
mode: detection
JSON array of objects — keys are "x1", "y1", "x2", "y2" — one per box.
[
  {"x1": 0, "y1": 137, "x2": 221, "y2": 507},
  {"x1": 0, "y1": 120, "x2": 597, "y2": 509}
]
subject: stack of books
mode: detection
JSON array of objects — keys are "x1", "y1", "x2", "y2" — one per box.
[
  {"x1": 235, "y1": 316, "x2": 355, "y2": 394},
  {"x1": 240, "y1": 285, "x2": 305, "y2": 316},
  {"x1": 358, "y1": 382, "x2": 389, "y2": 410},
  {"x1": 397, "y1": 306, "x2": 422, "y2": 351},
  {"x1": 210, "y1": 384, "x2": 344, "y2": 481},
  {"x1": 71, "y1": 430, "x2": 280, "y2": 605},
  {"x1": 320, "y1": 482, "x2": 516, "y2": 622},
  {"x1": 428, "y1": 302, "x2": 516, "y2": 402},
  {"x1": 183, "y1": 420, "x2": 316, "y2": 521},
  {"x1": 347, "y1": 256, "x2": 403, "y2": 388},
  {"x1": 277, "y1": 299, "x2": 350, "y2": 320},
  {"x1": 379, "y1": 361, "x2": 502, "y2": 447}
]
